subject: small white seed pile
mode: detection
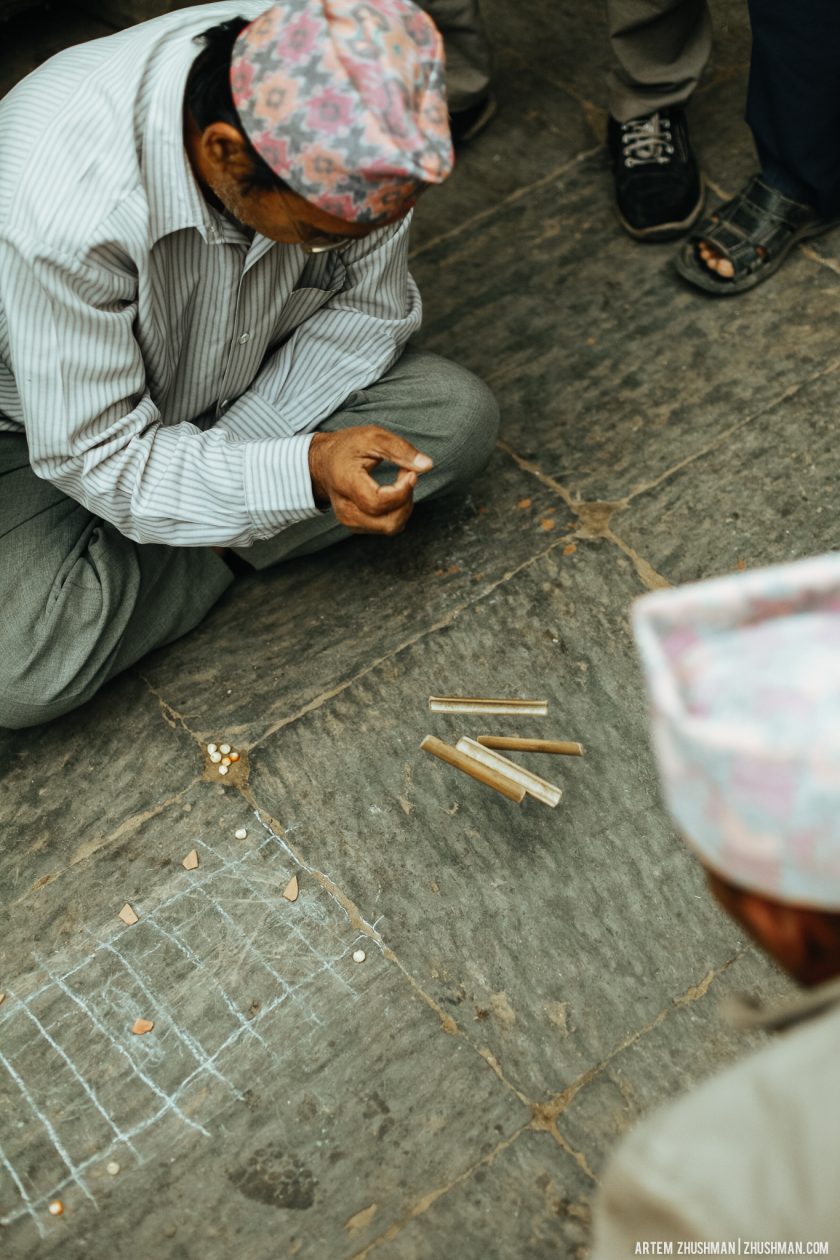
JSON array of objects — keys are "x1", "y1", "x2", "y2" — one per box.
[{"x1": 207, "y1": 741, "x2": 241, "y2": 777}]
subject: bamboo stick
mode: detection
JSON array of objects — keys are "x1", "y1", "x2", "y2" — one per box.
[
  {"x1": 457, "y1": 737, "x2": 562, "y2": 808},
  {"x1": 420, "y1": 735, "x2": 526, "y2": 802},
  {"x1": 476, "y1": 735, "x2": 584, "y2": 757},
  {"x1": 428, "y1": 695, "x2": 548, "y2": 717}
]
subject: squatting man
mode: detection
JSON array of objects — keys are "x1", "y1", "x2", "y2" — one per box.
[
  {"x1": 0, "y1": 0, "x2": 498, "y2": 729},
  {"x1": 592, "y1": 554, "x2": 840, "y2": 1254}
]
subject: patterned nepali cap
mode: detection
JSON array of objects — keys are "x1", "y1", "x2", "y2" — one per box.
[
  {"x1": 230, "y1": 0, "x2": 453, "y2": 224},
  {"x1": 633, "y1": 553, "x2": 840, "y2": 909}
]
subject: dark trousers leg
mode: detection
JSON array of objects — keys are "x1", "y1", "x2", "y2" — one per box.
[{"x1": 747, "y1": 0, "x2": 840, "y2": 215}]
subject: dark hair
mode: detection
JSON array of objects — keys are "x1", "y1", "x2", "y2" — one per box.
[{"x1": 187, "y1": 18, "x2": 286, "y2": 193}]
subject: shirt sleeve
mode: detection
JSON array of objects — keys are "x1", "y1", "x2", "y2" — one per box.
[
  {"x1": 214, "y1": 213, "x2": 420, "y2": 442},
  {"x1": 0, "y1": 231, "x2": 320, "y2": 547}
]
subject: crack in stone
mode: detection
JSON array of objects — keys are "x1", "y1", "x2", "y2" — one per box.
[
  {"x1": 408, "y1": 144, "x2": 602, "y2": 262},
  {"x1": 238, "y1": 802, "x2": 744, "y2": 1223},
  {"x1": 621, "y1": 358, "x2": 840, "y2": 507},
  {"x1": 497, "y1": 338, "x2": 840, "y2": 589},
  {"x1": 246, "y1": 535, "x2": 574, "y2": 752},
  {"x1": 528, "y1": 954, "x2": 742, "y2": 1133},
  {"x1": 799, "y1": 242, "x2": 840, "y2": 279},
  {"x1": 496, "y1": 440, "x2": 668, "y2": 589},
  {"x1": 599, "y1": 527, "x2": 670, "y2": 591},
  {"x1": 349, "y1": 1120, "x2": 532, "y2": 1259},
  {"x1": 544, "y1": 1124, "x2": 599, "y2": 1183},
  {"x1": 137, "y1": 672, "x2": 203, "y2": 743},
  {"x1": 242, "y1": 795, "x2": 535, "y2": 1103},
  {"x1": 11, "y1": 776, "x2": 204, "y2": 905},
  {"x1": 507, "y1": 53, "x2": 608, "y2": 144}
]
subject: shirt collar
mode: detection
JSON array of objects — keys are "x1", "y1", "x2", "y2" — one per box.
[
  {"x1": 139, "y1": 28, "x2": 233, "y2": 246},
  {"x1": 723, "y1": 973, "x2": 840, "y2": 1034}
]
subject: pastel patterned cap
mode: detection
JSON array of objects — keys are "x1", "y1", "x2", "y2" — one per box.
[
  {"x1": 633, "y1": 553, "x2": 840, "y2": 909},
  {"x1": 230, "y1": 0, "x2": 454, "y2": 224}
]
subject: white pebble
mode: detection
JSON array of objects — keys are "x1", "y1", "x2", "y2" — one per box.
[
  {"x1": 206, "y1": 743, "x2": 217, "y2": 755},
  {"x1": 220, "y1": 743, "x2": 231, "y2": 755},
  {"x1": 106, "y1": 1161, "x2": 120, "y2": 1176},
  {"x1": 209, "y1": 751, "x2": 222, "y2": 763},
  {"x1": 218, "y1": 765, "x2": 229, "y2": 776},
  {"x1": 234, "y1": 828, "x2": 247, "y2": 840},
  {"x1": 352, "y1": 949, "x2": 366, "y2": 964}
]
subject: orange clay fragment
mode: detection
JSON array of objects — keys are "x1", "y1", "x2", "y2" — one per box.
[
  {"x1": 118, "y1": 903, "x2": 139, "y2": 926},
  {"x1": 131, "y1": 1018, "x2": 155, "y2": 1035},
  {"x1": 182, "y1": 849, "x2": 199, "y2": 871},
  {"x1": 282, "y1": 875, "x2": 299, "y2": 903}
]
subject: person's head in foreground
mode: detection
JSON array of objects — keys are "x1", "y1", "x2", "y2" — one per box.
[
  {"x1": 633, "y1": 551, "x2": 840, "y2": 985},
  {"x1": 184, "y1": 0, "x2": 453, "y2": 246}
]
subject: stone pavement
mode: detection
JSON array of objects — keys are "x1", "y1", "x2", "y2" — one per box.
[{"x1": 1, "y1": 2, "x2": 835, "y2": 1256}]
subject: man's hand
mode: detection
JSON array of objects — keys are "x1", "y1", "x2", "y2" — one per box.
[{"x1": 308, "y1": 425, "x2": 433, "y2": 535}]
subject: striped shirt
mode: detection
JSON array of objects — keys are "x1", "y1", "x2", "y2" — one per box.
[{"x1": 0, "y1": 1, "x2": 421, "y2": 547}]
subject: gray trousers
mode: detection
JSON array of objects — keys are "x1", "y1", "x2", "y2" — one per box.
[
  {"x1": 0, "y1": 349, "x2": 498, "y2": 730},
  {"x1": 423, "y1": 0, "x2": 711, "y2": 120}
]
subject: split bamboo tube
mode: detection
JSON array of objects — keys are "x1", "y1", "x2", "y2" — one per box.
[
  {"x1": 476, "y1": 735, "x2": 584, "y2": 757},
  {"x1": 420, "y1": 735, "x2": 525, "y2": 802},
  {"x1": 457, "y1": 737, "x2": 562, "y2": 808},
  {"x1": 428, "y1": 696, "x2": 549, "y2": 717}
]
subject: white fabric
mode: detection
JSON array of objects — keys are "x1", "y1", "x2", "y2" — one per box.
[{"x1": 592, "y1": 986, "x2": 840, "y2": 1254}]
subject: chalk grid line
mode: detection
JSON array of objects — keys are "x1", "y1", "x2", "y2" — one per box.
[{"x1": 0, "y1": 825, "x2": 367, "y2": 1235}]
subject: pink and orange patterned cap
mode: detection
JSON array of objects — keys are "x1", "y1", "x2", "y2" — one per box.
[
  {"x1": 230, "y1": 0, "x2": 454, "y2": 224},
  {"x1": 633, "y1": 553, "x2": 840, "y2": 909}
]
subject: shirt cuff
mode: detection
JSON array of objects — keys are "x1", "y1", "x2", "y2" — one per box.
[{"x1": 244, "y1": 433, "x2": 320, "y2": 537}]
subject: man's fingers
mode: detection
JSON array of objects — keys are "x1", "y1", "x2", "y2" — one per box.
[
  {"x1": 363, "y1": 427, "x2": 433, "y2": 473},
  {"x1": 376, "y1": 468, "x2": 417, "y2": 500},
  {"x1": 332, "y1": 492, "x2": 415, "y2": 535},
  {"x1": 347, "y1": 467, "x2": 416, "y2": 516}
]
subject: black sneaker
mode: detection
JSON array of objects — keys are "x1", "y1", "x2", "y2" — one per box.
[
  {"x1": 608, "y1": 107, "x2": 704, "y2": 242},
  {"x1": 449, "y1": 93, "x2": 497, "y2": 146}
]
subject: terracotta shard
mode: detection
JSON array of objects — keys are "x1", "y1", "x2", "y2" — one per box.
[
  {"x1": 282, "y1": 874, "x2": 299, "y2": 903},
  {"x1": 131, "y1": 1018, "x2": 155, "y2": 1035},
  {"x1": 182, "y1": 849, "x2": 199, "y2": 871},
  {"x1": 118, "y1": 903, "x2": 139, "y2": 926}
]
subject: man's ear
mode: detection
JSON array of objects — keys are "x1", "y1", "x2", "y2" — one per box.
[{"x1": 200, "y1": 122, "x2": 253, "y2": 179}]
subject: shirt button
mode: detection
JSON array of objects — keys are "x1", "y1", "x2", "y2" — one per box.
[{"x1": 238, "y1": 332, "x2": 251, "y2": 344}]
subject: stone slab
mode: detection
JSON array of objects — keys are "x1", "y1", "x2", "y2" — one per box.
[
  {"x1": 0, "y1": 675, "x2": 197, "y2": 912},
  {"x1": 0, "y1": 781, "x2": 524, "y2": 1259},
  {"x1": 373, "y1": 1130, "x2": 593, "y2": 1260},
  {"x1": 412, "y1": 151, "x2": 839, "y2": 507},
  {"x1": 615, "y1": 359, "x2": 840, "y2": 586},
  {"x1": 248, "y1": 543, "x2": 785, "y2": 1104},
  {"x1": 139, "y1": 454, "x2": 570, "y2": 746},
  {"x1": 557, "y1": 947, "x2": 794, "y2": 1175}
]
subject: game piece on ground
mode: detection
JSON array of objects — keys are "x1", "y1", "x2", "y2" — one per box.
[
  {"x1": 477, "y1": 735, "x2": 584, "y2": 756},
  {"x1": 457, "y1": 737, "x2": 562, "y2": 808},
  {"x1": 420, "y1": 735, "x2": 525, "y2": 802},
  {"x1": 428, "y1": 695, "x2": 548, "y2": 716}
]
